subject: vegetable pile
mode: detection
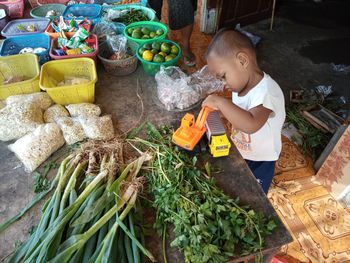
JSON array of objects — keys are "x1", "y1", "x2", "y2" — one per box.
[
  {"x1": 139, "y1": 41, "x2": 179, "y2": 63},
  {"x1": 127, "y1": 26, "x2": 164, "y2": 40},
  {"x1": 111, "y1": 9, "x2": 149, "y2": 25},
  {"x1": 6, "y1": 139, "x2": 155, "y2": 263},
  {"x1": 130, "y1": 124, "x2": 277, "y2": 263}
]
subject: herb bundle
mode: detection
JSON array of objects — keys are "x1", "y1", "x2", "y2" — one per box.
[{"x1": 130, "y1": 125, "x2": 277, "y2": 263}]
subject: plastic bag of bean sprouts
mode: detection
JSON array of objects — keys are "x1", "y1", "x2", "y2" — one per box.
[
  {"x1": 56, "y1": 117, "x2": 86, "y2": 145},
  {"x1": 66, "y1": 103, "x2": 101, "y2": 117},
  {"x1": 0, "y1": 103, "x2": 44, "y2": 141},
  {"x1": 44, "y1": 104, "x2": 70, "y2": 123},
  {"x1": 8, "y1": 123, "x2": 65, "y2": 172},
  {"x1": 5, "y1": 92, "x2": 53, "y2": 110},
  {"x1": 79, "y1": 115, "x2": 114, "y2": 140}
]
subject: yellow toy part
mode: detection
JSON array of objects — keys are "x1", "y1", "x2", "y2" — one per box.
[{"x1": 209, "y1": 134, "x2": 231, "y2": 157}]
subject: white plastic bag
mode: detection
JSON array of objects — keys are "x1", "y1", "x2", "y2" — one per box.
[
  {"x1": 79, "y1": 115, "x2": 114, "y2": 140},
  {"x1": 66, "y1": 103, "x2": 101, "y2": 117},
  {"x1": 56, "y1": 117, "x2": 86, "y2": 145},
  {"x1": 8, "y1": 123, "x2": 65, "y2": 172},
  {"x1": 44, "y1": 104, "x2": 70, "y2": 123},
  {"x1": 6, "y1": 92, "x2": 53, "y2": 110},
  {"x1": 0, "y1": 103, "x2": 43, "y2": 141}
]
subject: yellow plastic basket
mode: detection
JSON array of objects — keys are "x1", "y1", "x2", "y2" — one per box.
[
  {"x1": 0, "y1": 54, "x2": 40, "y2": 100},
  {"x1": 39, "y1": 58, "x2": 97, "y2": 105}
]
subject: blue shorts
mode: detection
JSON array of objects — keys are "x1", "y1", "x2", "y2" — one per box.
[{"x1": 245, "y1": 160, "x2": 276, "y2": 194}]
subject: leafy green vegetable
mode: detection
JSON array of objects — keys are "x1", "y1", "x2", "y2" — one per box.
[
  {"x1": 130, "y1": 124, "x2": 277, "y2": 263},
  {"x1": 286, "y1": 103, "x2": 330, "y2": 159}
]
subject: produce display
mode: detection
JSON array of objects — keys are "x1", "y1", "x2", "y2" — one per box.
[
  {"x1": 109, "y1": 9, "x2": 149, "y2": 24},
  {"x1": 139, "y1": 41, "x2": 179, "y2": 63},
  {"x1": 129, "y1": 124, "x2": 277, "y2": 263},
  {"x1": 0, "y1": 8, "x2": 283, "y2": 263},
  {"x1": 126, "y1": 26, "x2": 163, "y2": 40},
  {"x1": 6, "y1": 140, "x2": 155, "y2": 263}
]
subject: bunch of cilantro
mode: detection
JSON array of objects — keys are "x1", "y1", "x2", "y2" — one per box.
[{"x1": 133, "y1": 124, "x2": 277, "y2": 263}]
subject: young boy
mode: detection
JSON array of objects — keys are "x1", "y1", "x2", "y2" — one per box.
[{"x1": 202, "y1": 30, "x2": 285, "y2": 194}]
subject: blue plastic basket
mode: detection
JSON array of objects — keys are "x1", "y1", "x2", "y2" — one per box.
[
  {"x1": 62, "y1": 4, "x2": 102, "y2": 25},
  {"x1": 93, "y1": 0, "x2": 147, "y2": 6},
  {"x1": 0, "y1": 33, "x2": 51, "y2": 64},
  {"x1": 1, "y1": 18, "x2": 50, "y2": 37}
]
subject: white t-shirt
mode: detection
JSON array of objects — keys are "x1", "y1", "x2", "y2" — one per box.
[{"x1": 230, "y1": 72, "x2": 285, "y2": 161}]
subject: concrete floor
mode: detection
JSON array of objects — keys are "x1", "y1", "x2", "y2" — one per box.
[{"x1": 1, "y1": 0, "x2": 350, "y2": 259}]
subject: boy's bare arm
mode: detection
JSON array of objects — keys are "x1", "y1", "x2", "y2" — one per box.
[{"x1": 202, "y1": 95, "x2": 272, "y2": 134}]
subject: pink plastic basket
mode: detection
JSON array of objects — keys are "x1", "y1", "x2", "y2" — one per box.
[
  {"x1": 37, "y1": 0, "x2": 68, "y2": 6},
  {"x1": 2, "y1": 0, "x2": 24, "y2": 18},
  {"x1": 50, "y1": 34, "x2": 99, "y2": 62}
]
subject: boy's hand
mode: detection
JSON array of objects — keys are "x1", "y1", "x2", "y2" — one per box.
[{"x1": 202, "y1": 95, "x2": 221, "y2": 110}]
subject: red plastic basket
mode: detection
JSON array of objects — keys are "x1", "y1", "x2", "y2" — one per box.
[
  {"x1": 37, "y1": 0, "x2": 68, "y2": 6},
  {"x1": 2, "y1": 0, "x2": 24, "y2": 18},
  {"x1": 50, "y1": 33, "x2": 99, "y2": 62},
  {"x1": 45, "y1": 19, "x2": 92, "y2": 39}
]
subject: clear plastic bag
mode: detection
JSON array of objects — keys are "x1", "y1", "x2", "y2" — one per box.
[
  {"x1": 190, "y1": 65, "x2": 224, "y2": 96},
  {"x1": 56, "y1": 117, "x2": 86, "y2": 145},
  {"x1": 66, "y1": 103, "x2": 101, "y2": 117},
  {"x1": 106, "y1": 9, "x2": 125, "y2": 22},
  {"x1": 44, "y1": 104, "x2": 70, "y2": 123},
  {"x1": 93, "y1": 21, "x2": 121, "y2": 43},
  {"x1": 6, "y1": 92, "x2": 53, "y2": 111},
  {"x1": 0, "y1": 103, "x2": 44, "y2": 141},
  {"x1": 155, "y1": 66, "x2": 224, "y2": 110},
  {"x1": 8, "y1": 123, "x2": 65, "y2": 172},
  {"x1": 107, "y1": 35, "x2": 127, "y2": 52},
  {"x1": 79, "y1": 115, "x2": 114, "y2": 140}
]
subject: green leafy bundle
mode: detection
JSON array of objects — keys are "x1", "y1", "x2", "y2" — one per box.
[{"x1": 130, "y1": 125, "x2": 277, "y2": 263}]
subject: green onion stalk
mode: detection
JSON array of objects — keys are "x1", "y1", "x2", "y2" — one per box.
[{"x1": 5, "y1": 139, "x2": 155, "y2": 263}]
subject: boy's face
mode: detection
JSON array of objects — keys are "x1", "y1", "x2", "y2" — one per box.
[{"x1": 207, "y1": 52, "x2": 249, "y2": 93}]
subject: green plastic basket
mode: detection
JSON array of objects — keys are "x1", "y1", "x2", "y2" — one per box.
[
  {"x1": 124, "y1": 21, "x2": 168, "y2": 45},
  {"x1": 136, "y1": 39, "x2": 182, "y2": 76},
  {"x1": 30, "y1": 4, "x2": 66, "y2": 19}
]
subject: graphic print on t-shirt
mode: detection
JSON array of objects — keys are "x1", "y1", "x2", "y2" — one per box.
[{"x1": 231, "y1": 129, "x2": 252, "y2": 152}]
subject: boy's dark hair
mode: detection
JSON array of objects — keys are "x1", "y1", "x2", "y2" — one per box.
[{"x1": 206, "y1": 29, "x2": 256, "y2": 58}]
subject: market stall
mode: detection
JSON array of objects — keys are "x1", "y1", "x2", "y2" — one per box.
[{"x1": 0, "y1": 1, "x2": 292, "y2": 262}]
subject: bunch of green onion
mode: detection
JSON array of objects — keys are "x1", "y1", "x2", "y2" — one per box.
[{"x1": 6, "y1": 139, "x2": 155, "y2": 263}]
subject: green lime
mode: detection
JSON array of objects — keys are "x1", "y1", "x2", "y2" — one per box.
[
  {"x1": 143, "y1": 43, "x2": 152, "y2": 50},
  {"x1": 165, "y1": 54, "x2": 175, "y2": 62},
  {"x1": 149, "y1": 32, "x2": 156, "y2": 38},
  {"x1": 139, "y1": 47, "x2": 147, "y2": 56},
  {"x1": 151, "y1": 48, "x2": 158, "y2": 54},
  {"x1": 160, "y1": 42, "x2": 171, "y2": 54},
  {"x1": 142, "y1": 35, "x2": 150, "y2": 39},
  {"x1": 153, "y1": 54, "x2": 165, "y2": 63},
  {"x1": 158, "y1": 51, "x2": 167, "y2": 57},
  {"x1": 127, "y1": 27, "x2": 134, "y2": 35},
  {"x1": 132, "y1": 30, "x2": 142, "y2": 39},
  {"x1": 151, "y1": 42, "x2": 161, "y2": 50},
  {"x1": 156, "y1": 29, "x2": 164, "y2": 36},
  {"x1": 170, "y1": 45, "x2": 179, "y2": 55},
  {"x1": 141, "y1": 27, "x2": 151, "y2": 35},
  {"x1": 133, "y1": 27, "x2": 141, "y2": 32}
]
